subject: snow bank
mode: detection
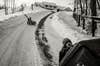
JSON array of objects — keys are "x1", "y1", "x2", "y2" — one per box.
[
  {"x1": 51, "y1": 14, "x2": 78, "y2": 44},
  {"x1": 51, "y1": 14, "x2": 90, "y2": 44}
]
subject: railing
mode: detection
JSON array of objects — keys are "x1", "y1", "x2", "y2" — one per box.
[{"x1": 73, "y1": 12, "x2": 100, "y2": 37}]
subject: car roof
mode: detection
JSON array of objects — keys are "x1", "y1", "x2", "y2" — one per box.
[{"x1": 60, "y1": 38, "x2": 100, "y2": 66}]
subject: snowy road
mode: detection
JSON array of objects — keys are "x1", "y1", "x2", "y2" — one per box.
[
  {"x1": 0, "y1": 10, "x2": 51, "y2": 66},
  {"x1": 0, "y1": 9, "x2": 94, "y2": 66}
]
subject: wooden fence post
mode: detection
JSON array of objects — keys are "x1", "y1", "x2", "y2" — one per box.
[
  {"x1": 78, "y1": 15, "x2": 81, "y2": 26},
  {"x1": 90, "y1": 0, "x2": 97, "y2": 37},
  {"x1": 83, "y1": 18, "x2": 85, "y2": 29}
]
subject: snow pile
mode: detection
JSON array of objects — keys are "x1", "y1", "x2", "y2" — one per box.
[
  {"x1": 51, "y1": 14, "x2": 78, "y2": 44},
  {"x1": 51, "y1": 13, "x2": 90, "y2": 44}
]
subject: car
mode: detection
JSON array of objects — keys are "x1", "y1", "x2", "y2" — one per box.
[
  {"x1": 64, "y1": 7, "x2": 72, "y2": 11},
  {"x1": 60, "y1": 38, "x2": 100, "y2": 66}
]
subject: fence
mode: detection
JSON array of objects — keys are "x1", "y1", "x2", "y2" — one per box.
[{"x1": 73, "y1": 0, "x2": 100, "y2": 37}]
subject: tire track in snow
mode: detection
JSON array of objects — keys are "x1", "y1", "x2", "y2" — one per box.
[
  {"x1": 0, "y1": 23, "x2": 27, "y2": 66},
  {"x1": 35, "y1": 11, "x2": 56, "y2": 66}
]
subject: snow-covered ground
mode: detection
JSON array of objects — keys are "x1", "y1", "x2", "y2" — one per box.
[
  {"x1": 43, "y1": 12, "x2": 79, "y2": 65},
  {"x1": 51, "y1": 14, "x2": 78, "y2": 44},
  {"x1": 0, "y1": 7, "x2": 46, "y2": 21},
  {"x1": 46, "y1": 11, "x2": 100, "y2": 66},
  {"x1": 43, "y1": 12, "x2": 92, "y2": 65},
  {"x1": 0, "y1": 10, "x2": 50, "y2": 66},
  {"x1": 50, "y1": 11, "x2": 100, "y2": 45}
]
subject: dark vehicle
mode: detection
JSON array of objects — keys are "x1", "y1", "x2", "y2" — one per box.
[
  {"x1": 64, "y1": 7, "x2": 72, "y2": 11},
  {"x1": 24, "y1": 14, "x2": 36, "y2": 25},
  {"x1": 60, "y1": 38, "x2": 100, "y2": 66},
  {"x1": 39, "y1": 2, "x2": 57, "y2": 10}
]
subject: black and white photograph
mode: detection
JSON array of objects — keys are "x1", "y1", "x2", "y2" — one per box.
[{"x1": 0, "y1": 0, "x2": 100, "y2": 66}]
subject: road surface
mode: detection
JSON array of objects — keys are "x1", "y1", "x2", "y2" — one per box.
[
  {"x1": 0, "y1": 10, "x2": 51, "y2": 66},
  {"x1": 0, "y1": 8, "x2": 95, "y2": 66}
]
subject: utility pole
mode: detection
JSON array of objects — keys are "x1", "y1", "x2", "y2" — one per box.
[
  {"x1": 85, "y1": 0, "x2": 87, "y2": 15},
  {"x1": 10, "y1": 0, "x2": 14, "y2": 13},
  {"x1": 10, "y1": 0, "x2": 12, "y2": 13},
  {"x1": 4, "y1": 0, "x2": 8, "y2": 15},
  {"x1": 12, "y1": 0, "x2": 15, "y2": 13}
]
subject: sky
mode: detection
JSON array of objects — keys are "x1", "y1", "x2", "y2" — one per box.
[{"x1": 0, "y1": 0, "x2": 74, "y2": 9}]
